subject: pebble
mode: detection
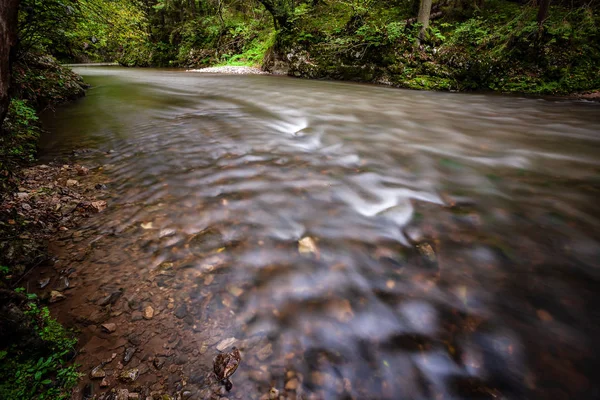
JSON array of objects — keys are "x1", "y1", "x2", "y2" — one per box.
[
  {"x1": 124, "y1": 347, "x2": 136, "y2": 364},
  {"x1": 285, "y1": 378, "x2": 299, "y2": 391},
  {"x1": 100, "y1": 377, "x2": 109, "y2": 387},
  {"x1": 116, "y1": 389, "x2": 129, "y2": 400},
  {"x1": 90, "y1": 365, "x2": 106, "y2": 379},
  {"x1": 131, "y1": 311, "x2": 143, "y2": 321},
  {"x1": 38, "y1": 278, "x2": 50, "y2": 289},
  {"x1": 128, "y1": 394, "x2": 140, "y2": 400},
  {"x1": 174, "y1": 303, "x2": 188, "y2": 319},
  {"x1": 101, "y1": 323, "x2": 117, "y2": 333},
  {"x1": 119, "y1": 368, "x2": 140, "y2": 383},
  {"x1": 153, "y1": 357, "x2": 165, "y2": 370},
  {"x1": 216, "y1": 337, "x2": 237, "y2": 351},
  {"x1": 49, "y1": 290, "x2": 66, "y2": 303},
  {"x1": 269, "y1": 388, "x2": 279, "y2": 399},
  {"x1": 256, "y1": 343, "x2": 272, "y2": 361},
  {"x1": 187, "y1": 66, "x2": 269, "y2": 75},
  {"x1": 66, "y1": 179, "x2": 79, "y2": 187},
  {"x1": 144, "y1": 306, "x2": 154, "y2": 319},
  {"x1": 181, "y1": 391, "x2": 192, "y2": 400},
  {"x1": 174, "y1": 354, "x2": 188, "y2": 365},
  {"x1": 249, "y1": 369, "x2": 269, "y2": 382},
  {"x1": 298, "y1": 236, "x2": 318, "y2": 255},
  {"x1": 227, "y1": 286, "x2": 244, "y2": 297}
]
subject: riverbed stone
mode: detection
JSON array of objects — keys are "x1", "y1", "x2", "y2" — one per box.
[
  {"x1": 90, "y1": 365, "x2": 106, "y2": 379},
  {"x1": 131, "y1": 311, "x2": 143, "y2": 321},
  {"x1": 49, "y1": 290, "x2": 66, "y2": 303},
  {"x1": 101, "y1": 323, "x2": 117, "y2": 333},
  {"x1": 143, "y1": 306, "x2": 154, "y2": 320},
  {"x1": 124, "y1": 347, "x2": 136, "y2": 364},
  {"x1": 119, "y1": 368, "x2": 140, "y2": 383},
  {"x1": 216, "y1": 337, "x2": 237, "y2": 351},
  {"x1": 285, "y1": 378, "x2": 299, "y2": 391},
  {"x1": 174, "y1": 303, "x2": 188, "y2": 319},
  {"x1": 256, "y1": 343, "x2": 272, "y2": 361}
]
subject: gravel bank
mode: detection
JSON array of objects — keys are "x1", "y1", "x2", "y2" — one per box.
[{"x1": 187, "y1": 65, "x2": 269, "y2": 75}]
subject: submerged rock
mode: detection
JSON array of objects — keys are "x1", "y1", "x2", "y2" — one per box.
[
  {"x1": 97, "y1": 289, "x2": 124, "y2": 306},
  {"x1": 143, "y1": 305, "x2": 154, "y2": 319},
  {"x1": 174, "y1": 303, "x2": 188, "y2": 319},
  {"x1": 216, "y1": 337, "x2": 237, "y2": 352}
]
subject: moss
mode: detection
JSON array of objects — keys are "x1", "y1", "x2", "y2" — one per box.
[{"x1": 260, "y1": 0, "x2": 599, "y2": 95}]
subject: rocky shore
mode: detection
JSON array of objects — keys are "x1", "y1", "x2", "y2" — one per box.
[{"x1": 186, "y1": 66, "x2": 269, "y2": 75}]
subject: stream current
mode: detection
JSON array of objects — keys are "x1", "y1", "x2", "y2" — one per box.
[{"x1": 40, "y1": 68, "x2": 600, "y2": 400}]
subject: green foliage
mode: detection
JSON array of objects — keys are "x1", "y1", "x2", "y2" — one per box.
[
  {"x1": 0, "y1": 293, "x2": 80, "y2": 400},
  {"x1": 0, "y1": 99, "x2": 40, "y2": 165},
  {"x1": 17, "y1": 0, "x2": 80, "y2": 58}
]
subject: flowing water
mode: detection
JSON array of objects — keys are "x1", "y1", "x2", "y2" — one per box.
[{"x1": 39, "y1": 68, "x2": 600, "y2": 400}]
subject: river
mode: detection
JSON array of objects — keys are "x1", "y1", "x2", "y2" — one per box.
[{"x1": 40, "y1": 67, "x2": 600, "y2": 400}]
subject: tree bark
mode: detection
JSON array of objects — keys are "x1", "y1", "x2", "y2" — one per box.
[
  {"x1": 0, "y1": 0, "x2": 20, "y2": 128},
  {"x1": 417, "y1": 0, "x2": 433, "y2": 43},
  {"x1": 537, "y1": 0, "x2": 550, "y2": 27}
]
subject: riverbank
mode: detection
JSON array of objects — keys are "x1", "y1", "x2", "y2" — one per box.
[{"x1": 0, "y1": 53, "x2": 91, "y2": 399}]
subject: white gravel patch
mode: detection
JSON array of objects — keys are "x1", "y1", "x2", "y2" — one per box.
[{"x1": 186, "y1": 66, "x2": 269, "y2": 75}]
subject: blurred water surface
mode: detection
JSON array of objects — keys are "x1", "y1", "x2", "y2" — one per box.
[{"x1": 41, "y1": 68, "x2": 600, "y2": 399}]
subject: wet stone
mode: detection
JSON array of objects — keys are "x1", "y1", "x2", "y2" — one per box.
[
  {"x1": 216, "y1": 337, "x2": 237, "y2": 352},
  {"x1": 181, "y1": 391, "x2": 192, "y2": 400},
  {"x1": 285, "y1": 378, "x2": 299, "y2": 391},
  {"x1": 116, "y1": 389, "x2": 129, "y2": 400},
  {"x1": 102, "y1": 323, "x2": 117, "y2": 333},
  {"x1": 131, "y1": 311, "x2": 143, "y2": 322},
  {"x1": 143, "y1": 306, "x2": 154, "y2": 320},
  {"x1": 38, "y1": 278, "x2": 50, "y2": 289},
  {"x1": 124, "y1": 347, "x2": 136, "y2": 364},
  {"x1": 49, "y1": 290, "x2": 66, "y2": 303},
  {"x1": 269, "y1": 388, "x2": 279, "y2": 400},
  {"x1": 174, "y1": 303, "x2": 188, "y2": 319},
  {"x1": 153, "y1": 357, "x2": 165, "y2": 370},
  {"x1": 119, "y1": 368, "x2": 140, "y2": 383},
  {"x1": 91, "y1": 365, "x2": 106, "y2": 379},
  {"x1": 249, "y1": 370, "x2": 269, "y2": 383},
  {"x1": 174, "y1": 354, "x2": 188, "y2": 365},
  {"x1": 256, "y1": 343, "x2": 272, "y2": 361},
  {"x1": 55, "y1": 276, "x2": 70, "y2": 291},
  {"x1": 98, "y1": 289, "x2": 124, "y2": 306}
]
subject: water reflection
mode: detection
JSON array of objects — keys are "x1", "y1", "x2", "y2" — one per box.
[{"x1": 41, "y1": 68, "x2": 600, "y2": 399}]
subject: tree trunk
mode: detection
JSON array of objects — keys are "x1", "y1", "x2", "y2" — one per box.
[
  {"x1": 537, "y1": 0, "x2": 550, "y2": 27},
  {"x1": 417, "y1": 0, "x2": 433, "y2": 42},
  {"x1": 0, "y1": 0, "x2": 20, "y2": 128}
]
